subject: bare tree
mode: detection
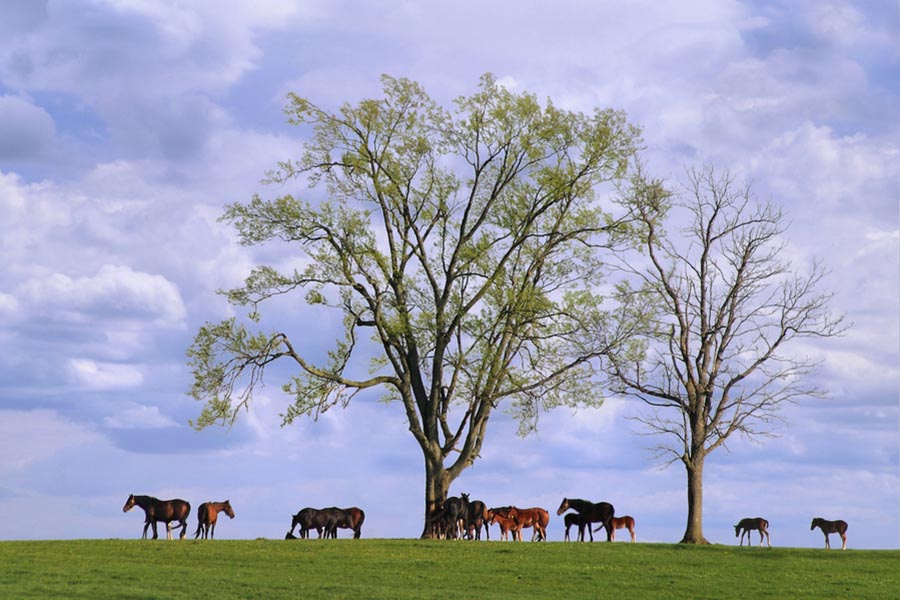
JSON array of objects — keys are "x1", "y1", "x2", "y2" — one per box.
[{"x1": 607, "y1": 165, "x2": 847, "y2": 544}]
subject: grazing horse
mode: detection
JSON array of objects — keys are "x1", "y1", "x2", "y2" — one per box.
[
  {"x1": 509, "y1": 507, "x2": 550, "y2": 542},
  {"x1": 557, "y1": 498, "x2": 614, "y2": 542},
  {"x1": 288, "y1": 507, "x2": 365, "y2": 539},
  {"x1": 464, "y1": 497, "x2": 490, "y2": 540},
  {"x1": 194, "y1": 500, "x2": 235, "y2": 540},
  {"x1": 811, "y1": 517, "x2": 848, "y2": 550},
  {"x1": 593, "y1": 515, "x2": 636, "y2": 542},
  {"x1": 123, "y1": 494, "x2": 190, "y2": 540},
  {"x1": 734, "y1": 517, "x2": 769, "y2": 547},
  {"x1": 564, "y1": 512, "x2": 590, "y2": 542}
]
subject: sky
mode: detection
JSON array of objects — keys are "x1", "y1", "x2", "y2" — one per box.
[{"x1": 0, "y1": 0, "x2": 897, "y2": 548}]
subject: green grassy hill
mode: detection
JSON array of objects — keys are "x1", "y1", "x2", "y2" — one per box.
[{"x1": 2, "y1": 539, "x2": 897, "y2": 599}]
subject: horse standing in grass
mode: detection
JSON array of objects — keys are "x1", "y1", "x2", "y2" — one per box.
[
  {"x1": 557, "y1": 498, "x2": 615, "y2": 542},
  {"x1": 564, "y1": 512, "x2": 589, "y2": 542},
  {"x1": 194, "y1": 500, "x2": 235, "y2": 540},
  {"x1": 599, "y1": 515, "x2": 636, "y2": 542},
  {"x1": 123, "y1": 494, "x2": 190, "y2": 540},
  {"x1": 734, "y1": 517, "x2": 770, "y2": 547},
  {"x1": 811, "y1": 517, "x2": 848, "y2": 550}
]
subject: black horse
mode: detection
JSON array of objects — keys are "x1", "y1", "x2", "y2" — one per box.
[
  {"x1": 288, "y1": 507, "x2": 365, "y2": 539},
  {"x1": 428, "y1": 495, "x2": 470, "y2": 539},
  {"x1": 123, "y1": 494, "x2": 190, "y2": 540},
  {"x1": 734, "y1": 517, "x2": 770, "y2": 547},
  {"x1": 564, "y1": 512, "x2": 590, "y2": 542},
  {"x1": 557, "y1": 498, "x2": 614, "y2": 542},
  {"x1": 811, "y1": 517, "x2": 848, "y2": 550}
]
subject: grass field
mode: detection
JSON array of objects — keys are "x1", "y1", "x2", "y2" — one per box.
[{"x1": 2, "y1": 539, "x2": 898, "y2": 599}]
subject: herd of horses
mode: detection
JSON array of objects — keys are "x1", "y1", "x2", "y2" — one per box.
[{"x1": 122, "y1": 493, "x2": 849, "y2": 549}]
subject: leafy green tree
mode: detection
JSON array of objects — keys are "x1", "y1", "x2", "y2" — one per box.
[
  {"x1": 607, "y1": 165, "x2": 847, "y2": 543},
  {"x1": 187, "y1": 74, "x2": 644, "y2": 536}
]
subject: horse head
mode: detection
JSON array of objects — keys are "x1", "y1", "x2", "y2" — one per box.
[
  {"x1": 556, "y1": 498, "x2": 569, "y2": 515},
  {"x1": 224, "y1": 500, "x2": 235, "y2": 519},
  {"x1": 123, "y1": 494, "x2": 136, "y2": 513}
]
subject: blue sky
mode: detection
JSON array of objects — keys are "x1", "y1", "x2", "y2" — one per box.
[{"x1": 0, "y1": 0, "x2": 897, "y2": 548}]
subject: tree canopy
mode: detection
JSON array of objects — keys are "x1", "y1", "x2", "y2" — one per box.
[{"x1": 187, "y1": 74, "x2": 647, "y2": 533}]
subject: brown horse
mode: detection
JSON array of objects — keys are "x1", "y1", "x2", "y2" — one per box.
[
  {"x1": 194, "y1": 500, "x2": 235, "y2": 540},
  {"x1": 609, "y1": 515, "x2": 636, "y2": 542},
  {"x1": 486, "y1": 507, "x2": 521, "y2": 541},
  {"x1": 557, "y1": 498, "x2": 614, "y2": 542},
  {"x1": 508, "y1": 507, "x2": 550, "y2": 542},
  {"x1": 123, "y1": 494, "x2": 190, "y2": 540},
  {"x1": 734, "y1": 517, "x2": 770, "y2": 547},
  {"x1": 811, "y1": 517, "x2": 848, "y2": 550}
]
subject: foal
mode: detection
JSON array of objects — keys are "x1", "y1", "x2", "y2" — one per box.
[
  {"x1": 734, "y1": 517, "x2": 770, "y2": 547},
  {"x1": 811, "y1": 517, "x2": 848, "y2": 550},
  {"x1": 194, "y1": 500, "x2": 235, "y2": 540}
]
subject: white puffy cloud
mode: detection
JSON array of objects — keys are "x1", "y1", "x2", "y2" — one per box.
[
  {"x1": 67, "y1": 358, "x2": 144, "y2": 390},
  {"x1": 20, "y1": 264, "x2": 186, "y2": 325}
]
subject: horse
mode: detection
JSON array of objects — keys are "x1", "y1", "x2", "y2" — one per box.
[
  {"x1": 323, "y1": 507, "x2": 365, "y2": 539},
  {"x1": 486, "y1": 507, "x2": 521, "y2": 541},
  {"x1": 734, "y1": 517, "x2": 769, "y2": 547},
  {"x1": 289, "y1": 507, "x2": 322, "y2": 539},
  {"x1": 194, "y1": 500, "x2": 235, "y2": 540},
  {"x1": 564, "y1": 512, "x2": 589, "y2": 542},
  {"x1": 428, "y1": 495, "x2": 470, "y2": 539},
  {"x1": 288, "y1": 507, "x2": 365, "y2": 539},
  {"x1": 123, "y1": 494, "x2": 190, "y2": 540},
  {"x1": 811, "y1": 517, "x2": 848, "y2": 550},
  {"x1": 508, "y1": 507, "x2": 550, "y2": 542},
  {"x1": 557, "y1": 498, "x2": 614, "y2": 542},
  {"x1": 593, "y1": 515, "x2": 636, "y2": 542},
  {"x1": 464, "y1": 497, "x2": 490, "y2": 540}
]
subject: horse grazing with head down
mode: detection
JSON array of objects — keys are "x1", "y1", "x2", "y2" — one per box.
[
  {"x1": 734, "y1": 517, "x2": 770, "y2": 547},
  {"x1": 557, "y1": 498, "x2": 614, "y2": 542},
  {"x1": 811, "y1": 517, "x2": 848, "y2": 550},
  {"x1": 194, "y1": 500, "x2": 235, "y2": 540},
  {"x1": 123, "y1": 494, "x2": 190, "y2": 540}
]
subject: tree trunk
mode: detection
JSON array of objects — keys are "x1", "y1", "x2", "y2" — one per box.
[
  {"x1": 419, "y1": 455, "x2": 452, "y2": 539},
  {"x1": 679, "y1": 456, "x2": 710, "y2": 544}
]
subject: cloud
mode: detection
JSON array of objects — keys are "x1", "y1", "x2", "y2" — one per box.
[
  {"x1": 103, "y1": 403, "x2": 179, "y2": 429},
  {"x1": 0, "y1": 409, "x2": 105, "y2": 474},
  {"x1": 19, "y1": 264, "x2": 186, "y2": 325},
  {"x1": 0, "y1": 94, "x2": 55, "y2": 160},
  {"x1": 67, "y1": 358, "x2": 144, "y2": 390}
]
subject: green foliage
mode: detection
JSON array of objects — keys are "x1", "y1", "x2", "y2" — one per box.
[
  {"x1": 2, "y1": 540, "x2": 898, "y2": 599},
  {"x1": 187, "y1": 73, "x2": 651, "y2": 506}
]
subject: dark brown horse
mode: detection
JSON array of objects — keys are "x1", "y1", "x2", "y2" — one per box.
[
  {"x1": 609, "y1": 515, "x2": 637, "y2": 542},
  {"x1": 811, "y1": 517, "x2": 848, "y2": 550},
  {"x1": 734, "y1": 517, "x2": 770, "y2": 547},
  {"x1": 194, "y1": 500, "x2": 235, "y2": 540},
  {"x1": 557, "y1": 498, "x2": 614, "y2": 542},
  {"x1": 123, "y1": 494, "x2": 190, "y2": 540},
  {"x1": 564, "y1": 512, "x2": 590, "y2": 542}
]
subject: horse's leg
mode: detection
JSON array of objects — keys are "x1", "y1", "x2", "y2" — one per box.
[
  {"x1": 180, "y1": 519, "x2": 188, "y2": 540},
  {"x1": 151, "y1": 520, "x2": 160, "y2": 540},
  {"x1": 165, "y1": 522, "x2": 173, "y2": 541},
  {"x1": 840, "y1": 532, "x2": 847, "y2": 550},
  {"x1": 141, "y1": 520, "x2": 150, "y2": 540},
  {"x1": 630, "y1": 525, "x2": 636, "y2": 543},
  {"x1": 824, "y1": 532, "x2": 830, "y2": 549}
]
